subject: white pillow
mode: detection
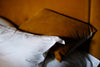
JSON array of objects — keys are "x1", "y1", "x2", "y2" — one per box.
[
  {"x1": 0, "y1": 24, "x2": 64, "y2": 67},
  {"x1": 0, "y1": 17, "x2": 14, "y2": 27}
]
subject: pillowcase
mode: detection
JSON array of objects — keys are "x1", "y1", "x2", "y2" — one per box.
[
  {"x1": 19, "y1": 8, "x2": 90, "y2": 39},
  {"x1": 19, "y1": 8, "x2": 93, "y2": 62},
  {"x1": 0, "y1": 24, "x2": 64, "y2": 67},
  {"x1": 0, "y1": 17, "x2": 14, "y2": 27}
]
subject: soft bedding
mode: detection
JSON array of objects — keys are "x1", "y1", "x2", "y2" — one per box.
[
  {"x1": 19, "y1": 9, "x2": 98, "y2": 63},
  {"x1": 0, "y1": 17, "x2": 100, "y2": 67},
  {"x1": 0, "y1": 17, "x2": 65, "y2": 67}
]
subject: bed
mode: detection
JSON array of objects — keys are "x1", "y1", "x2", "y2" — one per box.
[{"x1": 0, "y1": 9, "x2": 100, "y2": 67}]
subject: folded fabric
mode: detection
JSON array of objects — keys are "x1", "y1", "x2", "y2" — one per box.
[
  {"x1": 0, "y1": 14, "x2": 98, "y2": 67},
  {"x1": 19, "y1": 8, "x2": 97, "y2": 62},
  {"x1": 0, "y1": 21, "x2": 64, "y2": 67}
]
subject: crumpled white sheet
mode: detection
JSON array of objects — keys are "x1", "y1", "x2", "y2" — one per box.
[{"x1": 0, "y1": 24, "x2": 64, "y2": 67}]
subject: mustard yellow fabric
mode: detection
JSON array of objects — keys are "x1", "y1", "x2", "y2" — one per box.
[
  {"x1": 19, "y1": 8, "x2": 89, "y2": 39},
  {"x1": 19, "y1": 8, "x2": 90, "y2": 62}
]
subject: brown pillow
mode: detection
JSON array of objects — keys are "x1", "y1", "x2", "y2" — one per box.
[
  {"x1": 19, "y1": 8, "x2": 89, "y2": 39},
  {"x1": 19, "y1": 8, "x2": 91, "y2": 62}
]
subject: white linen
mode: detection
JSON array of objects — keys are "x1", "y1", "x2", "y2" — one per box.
[
  {"x1": 86, "y1": 54, "x2": 100, "y2": 67},
  {"x1": 0, "y1": 24, "x2": 64, "y2": 67}
]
